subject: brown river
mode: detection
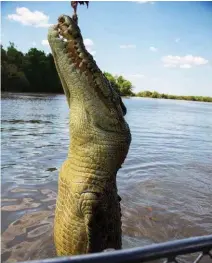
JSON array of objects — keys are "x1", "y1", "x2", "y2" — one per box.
[{"x1": 1, "y1": 92, "x2": 212, "y2": 263}]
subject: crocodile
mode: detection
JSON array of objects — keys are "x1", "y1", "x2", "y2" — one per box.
[{"x1": 47, "y1": 14, "x2": 131, "y2": 256}]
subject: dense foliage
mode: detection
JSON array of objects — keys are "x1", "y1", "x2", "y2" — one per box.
[
  {"x1": 1, "y1": 43, "x2": 63, "y2": 93},
  {"x1": 1, "y1": 43, "x2": 134, "y2": 96},
  {"x1": 103, "y1": 72, "x2": 134, "y2": 96},
  {"x1": 137, "y1": 90, "x2": 212, "y2": 102},
  {"x1": 1, "y1": 43, "x2": 211, "y2": 102}
]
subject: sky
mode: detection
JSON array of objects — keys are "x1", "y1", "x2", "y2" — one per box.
[{"x1": 1, "y1": 1, "x2": 212, "y2": 96}]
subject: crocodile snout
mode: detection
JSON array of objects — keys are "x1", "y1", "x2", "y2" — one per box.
[{"x1": 58, "y1": 15, "x2": 82, "y2": 40}]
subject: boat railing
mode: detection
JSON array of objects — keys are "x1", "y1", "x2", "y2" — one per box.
[{"x1": 20, "y1": 235, "x2": 212, "y2": 263}]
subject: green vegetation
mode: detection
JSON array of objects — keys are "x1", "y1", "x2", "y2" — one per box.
[
  {"x1": 137, "y1": 91, "x2": 212, "y2": 102},
  {"x1": 1, "y1": 43, "x2": 211, "y2": 102},
  {"x1": 104, "y1": 72, "x2": 134, "y2": 96},
  {"x1": 1, "y1": 42, "x2": 62, "y2": 93},
  {"x1": 1, "y1": 43, "x2": 134, "y2": 96}
]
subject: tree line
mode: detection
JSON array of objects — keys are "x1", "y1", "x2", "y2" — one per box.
[
  {"x1": 1, "y1": 43, "x2": 133, "y2": 96},
  {"x1": 1, "y1": 43, "x2": 211, "y2": 102},
  {"x1": 137, "y1": 91, "x2": 212, "y2": 103}
]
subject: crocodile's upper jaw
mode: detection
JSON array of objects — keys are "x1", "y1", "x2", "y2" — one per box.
[{"x1": 48, "y1": 15, "x2": 129, "y2": 128}]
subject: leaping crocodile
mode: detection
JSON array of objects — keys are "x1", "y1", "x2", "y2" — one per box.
[{"x1": 48, "y1": 15, "x2": 131, "y2": 256}]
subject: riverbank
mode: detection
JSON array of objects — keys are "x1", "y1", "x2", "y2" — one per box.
[
  {"x1": 2, "y1": 91, "x2": 212, "y2": 103},
  {"x1": 136, "y1": 91, "x2": 212, "y2": 103}
]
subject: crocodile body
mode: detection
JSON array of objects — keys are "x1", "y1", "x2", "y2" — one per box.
[{"x1": 48, "y1": 15, "x2": 131, "y2": 256}]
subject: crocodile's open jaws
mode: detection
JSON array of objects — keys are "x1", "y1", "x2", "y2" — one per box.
[{"x1": 48, "y1": 15, "x2": 131, "y2": 256}]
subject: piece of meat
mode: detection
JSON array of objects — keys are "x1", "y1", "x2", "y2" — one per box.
[{"x1": 71, "y1": 1, "x2": 89, "y2": 15}]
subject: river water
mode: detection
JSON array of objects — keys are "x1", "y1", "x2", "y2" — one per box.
[{"x1": 1, "y1": 92, "x2": 212, "y2": 262}]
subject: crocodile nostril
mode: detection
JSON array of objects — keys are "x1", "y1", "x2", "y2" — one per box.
[{"x1": 58, "y1": 16, "x2": 65, "y2": 24}]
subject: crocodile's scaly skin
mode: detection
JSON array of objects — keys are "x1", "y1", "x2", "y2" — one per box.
[{"x1": 48, "y1": 15, "x2": 131, "y2": 256}]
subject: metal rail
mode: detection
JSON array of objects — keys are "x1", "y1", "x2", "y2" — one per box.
[{"x1": 21, "y1": 235, "x2": 212, "y2": 263}]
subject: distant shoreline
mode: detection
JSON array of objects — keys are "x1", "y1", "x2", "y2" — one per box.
[
  {"x1": 134, "y1": 96, "x2": 212, "y2": 103},
  {"x1": 133, "y1": 96, "x2": 212, "y2": 103},
  {"x1": 135, "y1": 91, "x2": 212, "y2": 103},
  {"x1": 2, "y1": 91, "x2": 212, "y2": 103},
  {"x1": 2, "y1": 44, "x2": 211, "y2": 101}
]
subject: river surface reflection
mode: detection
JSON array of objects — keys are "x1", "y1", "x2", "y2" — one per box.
[{"x1": 1, "y1": 92, "x2": 212, "y2": 262}]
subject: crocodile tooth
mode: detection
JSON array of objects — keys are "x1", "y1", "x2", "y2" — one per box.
[
  {"x1": 79, "y1": 62, "x2": 84, "y2": 68},
  {"x1": 77, "y1": 46, "x2": 83, "y2": 52},
  {"x1": 82, "y1": 59, "x2": 88, "y2": 64},
  {"x1": 77, "y1": 46, "x2": 84, "y2": 53},
  {"x1": 79, "y1": 52, "x2": 85, "y2": 59},
  {"x1": 75, "y1": 68, "x2": 81, "y2": 75},
  {"x1": 67, "y1": 40, "x2": 74, "y2": 45}
]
